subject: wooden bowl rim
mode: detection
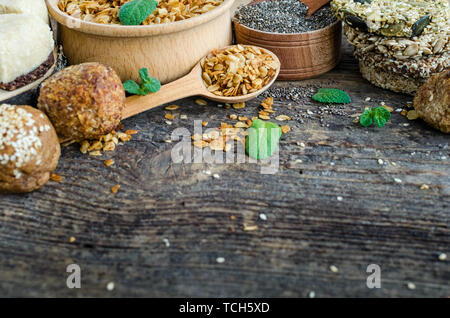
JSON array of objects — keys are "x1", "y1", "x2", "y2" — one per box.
[
  {"x1": 46, "y1": 0, "x2": 234, "y2": 37},
  {"x1": 232, "y1": 18, "x2": 341, "y2": 40}
]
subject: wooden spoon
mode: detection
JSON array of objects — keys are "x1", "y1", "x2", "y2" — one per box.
[
  {"x1": 302, "y1": 0, "x2": 332, "y2": 17},
  {"x1": 123, "y1": 45, "x2": 280, "y2": 119}
]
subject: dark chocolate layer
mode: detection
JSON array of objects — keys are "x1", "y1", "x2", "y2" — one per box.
[{"x1": 0, "y1": 52, "x2": 55, "y2": 91}]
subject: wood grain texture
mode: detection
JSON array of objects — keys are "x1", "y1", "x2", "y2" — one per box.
[
  {"x1": 47, "y1": 0, "x2": 234, "y2": 83},
  {"x1": 234, "y1": 20, "x2": 342, "y2": 80},
  {"x1": 0, "y1": 40, "x2": 449, "y2": 298}
]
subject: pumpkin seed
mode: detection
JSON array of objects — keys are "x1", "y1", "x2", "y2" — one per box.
[
  {"x1": 411, "y1": 15, "x2": 430, "y2": 37},
  {"x1": 345, "y1": 15, "x2": 368, "y2": 32}
]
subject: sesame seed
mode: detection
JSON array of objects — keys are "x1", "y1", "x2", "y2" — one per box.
[
  {"x1": 216, "y1": 257, "x2": 225, "y2": 264},
  {"x1": 213, "y1": 173, "x2": 220, "y2": 179},
  {"x1": 308, "y1": 291, "x2": 315, "y2": 298},
  {"x1": 106, "y1": 282, "x2": 115, "y2": 291},
  {"x1": 378, "y1": 159, "x2": 384, "y2": 165},
  {"x1": 330, "y1": 265, "x2": 339, "y2": 273},
  {"x1": 407, "y1": 282, "x2": 416, "y2": 290},
  {"x1": 337, "y1": 196, "x2": 343, "y2": 201},
  {"x1": 163, "y1": 238, "x2": 170, "y2": 247},
  {"x1": 438, "y1": 253, "x2": 447, "y2": 261},
  {"x1": 259, "y1": 213, "x2": 267, "y2": 221},
  {"x1": 203, "y1": 170, "x2": 211, "y2": 175},
  {"x1": 420, "y1": 184, "x2": 429, "y2": 190},
  {"x1": 69, "y1": 236, "x2": 76, "y2": 243},
  {"x1": 394, "y1": 178, "x2": 402, "y2": 184}
]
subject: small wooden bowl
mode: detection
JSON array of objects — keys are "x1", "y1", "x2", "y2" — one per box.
[
  {"x1": 234, "y1": 3, "x2": 342, "y2": 80},
  {"x1": 46, "y1": 0, "x2": 234, "y2": 84}
]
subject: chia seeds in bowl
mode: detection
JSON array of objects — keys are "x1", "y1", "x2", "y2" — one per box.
[{"x1": 234, "y1": 0, "x2": 337, "y2": 34}]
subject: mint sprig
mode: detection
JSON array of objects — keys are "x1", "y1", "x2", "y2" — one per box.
[
  {"x1": 123, "y1": 68, "x2": 161, "y2": 96},
  {"x1": 119, "y1": 0, "x2": 157, "y2": 26},
  {"x1": 312, "y1": 88, "x2": 351, "y2": 104},
  {"x1": 246, "y1": 119, "x2": 282, "y2": 160},
  {"x1": 360, "y1": 107, "x2": 391, "y2": 128}
]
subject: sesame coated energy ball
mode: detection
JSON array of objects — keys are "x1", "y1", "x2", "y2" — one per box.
[
  {"x1": 37, "y1": 63, "x2": 126, "y2": 141},
  {"x1": 0, "y1": 105, "x2": 61, "y2": 193}
]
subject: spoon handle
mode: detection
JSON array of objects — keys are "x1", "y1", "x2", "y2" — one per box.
[
  {"x1": 122, "y1": 70, "x2": 203, "y2": 119},
  {"x1": 302, "y1": 0, "x2": 331, "y2": 17}
]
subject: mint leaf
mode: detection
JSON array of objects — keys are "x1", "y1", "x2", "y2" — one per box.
[
  {"x1": 123, "y1": 80, "x2": 144, "y2": 95},
  {"x1": 139, "y1": 67, "x2": 152, "y2": 83},
  {"x1": 142, "y1": 77, "x2": 161, "y2": 93},
  {"x1": 246, "y1": 119, "x2": 282, "y2": 160},
  {"x1": 372, "y1": 107, "x2": 391, "y2": 127},
  {"x1": 312, "y1": 88, "x2": 351, "y2": 104},
  {"x1": 119, "y1": 0, "x2": 157, "y2": 26},
  {"x1": 359, "y1": 106, "x2": 391, "y2": 128},
  {"x1": 359, "y1": 109, "x2": 373, "y2": 127},
  {"x1": 123, "y1": 68, "x2": 161, "y2": 96}
]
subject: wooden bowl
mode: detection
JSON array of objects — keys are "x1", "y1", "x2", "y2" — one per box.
[
  {"x1": 46, "y1": 0, "x2": 234, "y2": 84},
  {"x1": 233, "y1": 3, "x2": 342, "y2": 80}
]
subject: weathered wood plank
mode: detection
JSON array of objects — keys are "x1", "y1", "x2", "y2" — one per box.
[{"x1": 0, "y1": 38, "x2": 448, "y2": 297}]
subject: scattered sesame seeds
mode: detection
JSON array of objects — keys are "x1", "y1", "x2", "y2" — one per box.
[
  {"x1": 216, "y1": 257, "x2": 225, "y2": 264},
  {"x1": 420, "y1": 184, "x2": 429, "y2": 190},
  {"x1": 378, "y1": 159, "x2": 384, "y2": 165},
  {"x1": 259, "y1": 213, "x2": 267, "y2": 221},
  {"x1": 106, "y1": 282, "x2": 115, "y2": 291},
  {"x1": 337, "y1": 196, "x2": 343, "y2": 201},
  {"x1": 438, "y1": 253, "x2": 447, "y2": 261},
  {"x1": 394, "y1": 178, "x2": 402, "y2": 184},
  {"x1": 407, "y1": 282, "x2": 416, "y2": 290},
  {"x1": 330, "y1": 265, "x2": 339, "y2": 273},
  {"x1": 213, "y1": 173, "x2": 220, "y2": 179},
  {"x1": 365, "y1": 97, "x2": 371, "y2": 102}
]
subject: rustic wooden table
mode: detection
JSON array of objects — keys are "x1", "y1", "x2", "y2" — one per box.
[{"x1": 1, "y1": 39, "x2": 448, "y2": 297}]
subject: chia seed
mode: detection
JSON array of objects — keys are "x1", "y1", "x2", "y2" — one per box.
[{"x1": 234, "y1": 0, "x2": 337, "y2": 34}]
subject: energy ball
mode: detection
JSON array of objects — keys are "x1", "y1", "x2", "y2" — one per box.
[
  {"x1": 0, "y1": 104, "x2": 60, "y2": 193},
  {"x1": 38, "y1": 63, "x2": 125, "y2": 141},
  {"x1": 414, "y1": 70, "x2": 449, "y2": 133}
]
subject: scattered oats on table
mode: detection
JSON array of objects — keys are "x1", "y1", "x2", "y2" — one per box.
[
  {"x1": 201, "y1": 45, "x2": 280, "y2": 97},
  {"x1": 111, "y1": 184, "x2": 120, "y2": 194},
  {"x1": 50, "y1": 173, "x2": 63, "y2": 182}
]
